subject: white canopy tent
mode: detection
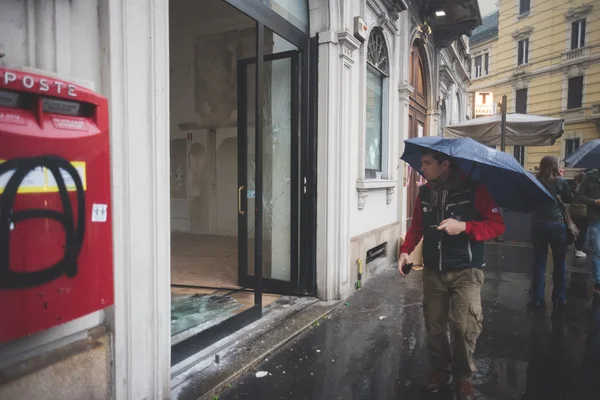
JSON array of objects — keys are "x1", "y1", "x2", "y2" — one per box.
[{"x1": 443, "y1": 113, "x2": 564, "y2": 147}]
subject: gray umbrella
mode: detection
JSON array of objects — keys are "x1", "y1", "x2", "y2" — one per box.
[
  {"x1": 564, "y1": 139, "x2": 600, "y2": 169},
  {"x1": 443, "y1": 113, "x2": 564, "y2": 146}
]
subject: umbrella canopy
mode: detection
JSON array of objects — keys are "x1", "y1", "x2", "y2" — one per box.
[
  {"x1": 564, "y1": 139, "x2": 600, "y2": 169},
  {"x1": 401, "y1": 136, "x2": 554, "y2": 213},
  {"x1": 443, "y1": 113, "x2": 564, "y2": 146}
]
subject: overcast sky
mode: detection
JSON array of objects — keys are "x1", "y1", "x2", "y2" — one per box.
[{"x1": 478, "y1": 0, "x2": 499, "y2": 17}]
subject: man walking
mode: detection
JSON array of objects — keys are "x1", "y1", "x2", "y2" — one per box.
[
  {"x1": 398, "y1": 149, "x2": 505, "y2": 400},
  {"x1": 576, "y1": 169, "x2": 600, "y2": 296}
]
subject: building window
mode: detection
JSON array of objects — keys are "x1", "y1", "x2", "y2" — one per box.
[
  {"x1": 474, "y1": 53, "x2": 490, "y2": 78},
  {"x1": 518, "y1": 39, "x2": 529, "y2": 65},
  {"x1": 519, "y1": 0, "x2": 531, "y2": 15},
  {"x1": 514, "y1": 146, "x2": 525, "y2": 166},
  {"x1": 571, "y1": 19, "x2": 586, "y2": 50},
  {"x1": 516, "y1": 88, "x2": 528, "y2": 114},
  {"x1": 567, "y1": 76, "x2": 583, "y2": 109},
  {"x1": 474, "y1": 56, "x2": 482, "y2": 78},
  {"x1": 565, "y1": 138, "x2": 580, "y2": 157},
  {"x1": 365, "y1": 29, "x2": 388, "y2": 179}
]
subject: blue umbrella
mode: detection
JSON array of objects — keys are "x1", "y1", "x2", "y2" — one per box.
[
  {"x1": 564, "y1": 139, "x2": 600, "y2": 169},
  {"x1": 401, "y1": 136, "x2": 554, "y2": 213}
]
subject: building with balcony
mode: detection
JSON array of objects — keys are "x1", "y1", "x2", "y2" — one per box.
[{"x1": 469, "y1": 1, "x2": 600, "y2": 173}]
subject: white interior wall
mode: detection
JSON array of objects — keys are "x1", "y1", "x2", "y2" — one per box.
[
  {"x1": 169, "y1": 0, "x2": 253, "y2": 238},
  {"x1": 169, "y1": 0, "x2": 294, "y2": 278}
]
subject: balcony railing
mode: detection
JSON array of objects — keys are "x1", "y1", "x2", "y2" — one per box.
[{"x1": 562, "y1": 47, "x2": 590, "y2": 63}]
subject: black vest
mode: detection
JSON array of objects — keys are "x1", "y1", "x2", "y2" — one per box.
[{"x1": 419, "y1": 180, "x2": 485, "y2": 272}]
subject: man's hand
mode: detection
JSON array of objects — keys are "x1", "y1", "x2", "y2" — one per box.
[
  {"x1": 437, "y1": 218, "x2": 467, "y2": 236},
  {"x1": 398, "y1": 253, "x2": 410, "y2": 276},
  {"x1": 595, "y1": 199, "x2": 600, "y2": 207}
]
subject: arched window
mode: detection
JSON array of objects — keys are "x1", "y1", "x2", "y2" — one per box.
[{"x1": 365, "y1": 29, "x2": 389, "y2": 179}]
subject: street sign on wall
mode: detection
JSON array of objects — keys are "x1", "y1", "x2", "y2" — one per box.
[{"x1": 475, "y1": 91, "x2": 494, "y2": 117}]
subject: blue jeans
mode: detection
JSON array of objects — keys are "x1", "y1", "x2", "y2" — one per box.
[
  {"x1": 532, "y1": 222, "x2": 567, "y2": 306},
  {"x1": 589, "y1": 221, "x2": 600, "y2": 284}
]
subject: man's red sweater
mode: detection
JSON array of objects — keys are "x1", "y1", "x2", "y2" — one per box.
[{"x1": 399, "y1": 182, "x2": 506, "y2": 256}]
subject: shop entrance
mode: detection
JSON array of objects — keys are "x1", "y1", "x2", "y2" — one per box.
[{"x1": 169, "y1": 0, "x2": 316, "y2": 365}]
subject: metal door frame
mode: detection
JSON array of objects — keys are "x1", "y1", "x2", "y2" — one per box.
[
  {"x1": 171, "y1": 1, "x2": 317, "y2": 365},
  {"x1": 237, "y1": 50, "x2": 304, "y2": 295}
]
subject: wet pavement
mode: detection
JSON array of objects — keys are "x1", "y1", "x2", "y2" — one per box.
[{"x1": 220, "y1": 243, "x2": 600, "y2": 400}]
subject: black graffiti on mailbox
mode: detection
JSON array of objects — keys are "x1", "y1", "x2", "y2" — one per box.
[{"x1": 0, "y1": 156, "x2": 86, "y2": 289}]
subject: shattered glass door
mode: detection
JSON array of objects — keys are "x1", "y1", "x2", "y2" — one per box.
[{"x1": 237, "y1": 31, "x2": 301, "y2": 294}]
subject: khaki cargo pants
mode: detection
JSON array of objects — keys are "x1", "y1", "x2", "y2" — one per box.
[{"x1": 422, "y1": 267, "x2": 484, "y2": 380}]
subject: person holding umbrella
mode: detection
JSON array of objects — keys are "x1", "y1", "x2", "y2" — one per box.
[
  {"x1": 398, "y1": 148, "x2": 505, "y2": 400},
  {"x1": 399, "y1": 136, "x2": 554, "y2": 400},
  {"x1": 564, "y1": 139, "x2": 600, "y2": 297}
]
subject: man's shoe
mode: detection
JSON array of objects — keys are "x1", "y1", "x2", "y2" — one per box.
[
  {"x1": 575, "y1": 250, "x2": 587, "y2": 258},
  {"x1": 423, "y1": 371, "x2": 452, "y2": 393},
  {"x1": 456, "y1": 379, "x2": 475, "y2": 400}
]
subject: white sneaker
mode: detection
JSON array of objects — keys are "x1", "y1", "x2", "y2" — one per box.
[{"x1": 575, "y1": 250, "x2": 587, "y2": 258}]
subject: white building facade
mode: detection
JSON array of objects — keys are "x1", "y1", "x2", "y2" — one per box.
[{"x1": 0, "y1": 0, "x2": 478, "y2": 398}]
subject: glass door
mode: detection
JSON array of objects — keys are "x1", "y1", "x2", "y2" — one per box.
[{"x1": 237, "y1": 37, "x2": 303, "y2": 296}]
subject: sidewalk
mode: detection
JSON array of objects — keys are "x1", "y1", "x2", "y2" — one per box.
[{"x1": 220, "y1": 243, "x2": 600, "y2": 400}]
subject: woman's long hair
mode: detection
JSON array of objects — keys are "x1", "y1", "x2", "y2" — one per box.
[{"x1": 536, "y1": 156, "x2": 560, "y2": 188}]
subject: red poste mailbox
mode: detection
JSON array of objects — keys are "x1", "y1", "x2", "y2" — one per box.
[{"x1": 0, "y1": 68, "x2": 114, "y2": 343}]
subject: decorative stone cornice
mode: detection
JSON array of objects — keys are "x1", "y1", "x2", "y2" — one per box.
[
  {"x1": 510, "y1": 67, "x2": 531, "y2": 89},
  {"x1": 357, "y1": 189, "x2": 368, "y2": 210},
  {"x1": 367, "y1": 0, "x2": 406, "y2": 33},
  {"x1": 382, "y1": 0, "x2": 408, "y2": 15},
  {"x1": 368, "y1": 0, "x2": 408, "y2": 22},
  {"x1": 565, "y1": 4, "x2": 593, "y2": 20},
  {"x1": 512, "y1": 26, "x2": 534, "y2": 40},
  {"x1": 337, "y1": 31, "x2": 361, "y2": 64},
  {"x1": 398, "y1": 83, "x2": 414, "y2": 102},
  {"x1": 386, "y1": 187, "x2": 395, "y2": 204},
  {"x1": 562, "y1": 63, "x2": 587, "y2": 78},
  {"x1": 439, "y1": 64, "x2": 455, "y2": 88}
]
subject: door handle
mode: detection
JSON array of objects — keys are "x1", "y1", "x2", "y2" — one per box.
[{"x1": 238, "y1": 186, "x2": 245, "y2": 215}]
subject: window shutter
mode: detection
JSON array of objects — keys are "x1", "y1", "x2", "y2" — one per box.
[
  {"x1": 516, "y1": 89, "x2": 527, "y2": 114},
  {"x1": 567, "y1": 76, "x2": 584, "y2": 109},
  {"x1": 571, "y1": 21, "x2": 579, "y2": 50},
  {"x1": 484, "y1": 53, "x2": 489, "y2": 75},
  {"x1": 518, "y1": 41, "x2": 523, "y2": 65}
]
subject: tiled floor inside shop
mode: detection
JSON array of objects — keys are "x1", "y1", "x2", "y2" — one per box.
[{"x1": 170, "y1": 232, "x2": 279, "y2": 342}]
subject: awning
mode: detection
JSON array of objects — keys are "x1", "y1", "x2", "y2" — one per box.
[
  {"x1": 443, "y1": 113, "x2": 564, "y2": 146},
  {"x1": 422, "y1": 0, "x2": 482, "y2": 48}
]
